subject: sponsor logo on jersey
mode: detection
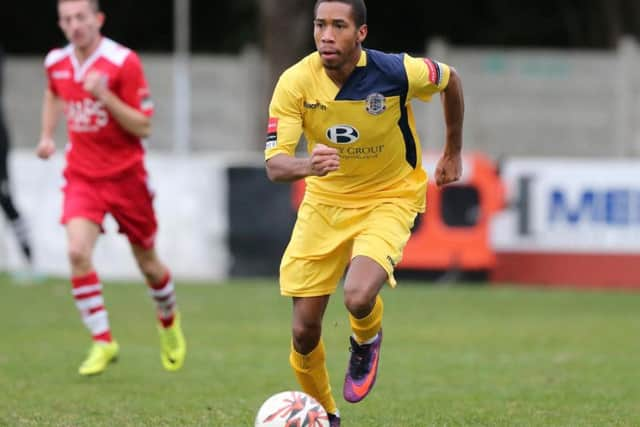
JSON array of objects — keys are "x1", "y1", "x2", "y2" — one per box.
[
  {"x1": 65, "y1": 98, "x2": 109, "y2": 132},
  {"x1": 337, "y1": 144, "x2": 385, "y2": 158},
  {"x1": 265, "y1": 117, "x2": 278, "y2": 149},
  {"x1": 52, "y1": 70, "x2": 72, "y2": 80},
  {"x1": 423, "y1": 58, "x2": 442, "y2": 85},
  {"x1": 140, "y1": 96, "x2": 154, "y2": 111},
  {"x1": 326, "y1": 125, "x2": 359, "y2": 144},
  {"x1": 365, "y1": 93, "x2": 386, "y2": 115},
  {"x1": 303, "y1": 100, "x2": 327, "y2": 111}
]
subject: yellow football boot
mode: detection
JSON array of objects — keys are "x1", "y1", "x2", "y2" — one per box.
[
  {"x1": 78, "y1": 341, "x2": 119, "y2": 376},
  {"x1": 158, "y1": 312, "x2": 186, "y2": 371}
]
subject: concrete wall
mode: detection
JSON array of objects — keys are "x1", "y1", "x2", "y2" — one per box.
[
  {"x1": 4, "y1": 40, "x2": 640, "y2": 158},
  {"x1": 3, "y1": 49, "x2": 266, "y2": 153},
  {"x1": 421, "y1": 37, "x2": 640, "y2": 158}
]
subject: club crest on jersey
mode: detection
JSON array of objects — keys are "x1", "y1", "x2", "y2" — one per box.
[{"x1": 365, "y1": 93, "x2": 386, "y2": 115}]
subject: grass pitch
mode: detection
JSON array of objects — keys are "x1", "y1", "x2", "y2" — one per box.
[{"x1": 1, "y1": 274, "x2": 639, "y2": 426}]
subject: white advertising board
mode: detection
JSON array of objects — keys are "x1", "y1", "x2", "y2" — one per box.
[
  {"x1": 0, "y1": 151, "x2": 230, "y2": 281},
  {"x1": 492, "y1": 158, "x2": 640, "y2": 253}
]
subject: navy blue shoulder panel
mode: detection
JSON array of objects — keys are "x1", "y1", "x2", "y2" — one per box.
[{"x1": 335, "y1": 49, "x2": 408, "y2": 101}]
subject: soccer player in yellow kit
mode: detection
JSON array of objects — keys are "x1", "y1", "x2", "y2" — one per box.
[{"x1": 264, "y1": 1, "x2": 464, "y2": 425}]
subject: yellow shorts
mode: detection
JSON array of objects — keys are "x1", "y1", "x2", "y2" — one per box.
[{"x1": 280, "y1": 200, "x2": 418, "y2": 297}]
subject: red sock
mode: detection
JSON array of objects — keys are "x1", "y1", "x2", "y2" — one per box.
[
  {"x1": 148, "y1": 271, "x2": 176, "y2": 328},
  {"x1": 72, "y1": 271, "x2": 112, "y2": 342}
]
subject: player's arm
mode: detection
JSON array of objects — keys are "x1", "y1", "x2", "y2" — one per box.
[
  {"x1": 435, "y1": 66, "x2": 464, "y2": 187},
  {"x1": 83, "y1": 71, "x2": 151, "y2": 138},
  {"x1": 264, "y1": 71, "x2": 340, "y2": 182},
  {"x1": 36, "y1": 88, "x2": 63, "y2": 159},
  {"x1": 405, "y1": 55, "x2": 465, "y2": 187},
  {"x1": 266, "y1": 145, "x2": 340, "y2": 183}
]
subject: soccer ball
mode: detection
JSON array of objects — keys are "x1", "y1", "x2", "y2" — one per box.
[{"x1": 255, "y1": 390, "x2": 330, "y2": 427}]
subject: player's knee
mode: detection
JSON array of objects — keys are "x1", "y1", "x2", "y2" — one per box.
[
  {"x1": 292, "y1": 321, "x2": 321, "y2": 353},
  {"x1": 0, "y1": 193, "x2": 10, "y2": 212},
  {"x1": 0, "y1": 180, "x2": 12, "y2": 205},
  {"x1": 67, "y1": 244, "x2": 91, "y2": 268},
  {"x1": 344, "y1": 288, "x2": 376, "y2": 317},
  {"x1": 0, "y1": 186, "x2": 9, "y2": 199}
]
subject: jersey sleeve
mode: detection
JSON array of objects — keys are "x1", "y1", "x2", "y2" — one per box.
[
  {"x1": 118, "y1": 52, "x2": 154, "y2": 117},
  {"x1": 43, "y1": 51, "x2": 60, "y2": 96},
  {"x1": 404, "y1": 54, "x2": 451, "y2": 102},
  {"x1": 45, "y1": 68, "x2": 58, "y2": 95},
  {"x1": 264, "y1": 72, "x2": 303, "y2": 161}
]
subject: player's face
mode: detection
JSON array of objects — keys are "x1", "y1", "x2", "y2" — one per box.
[
  {"x1": 314, "y1": 2, "x2": 367, "y2": 71},
  {"x1": 58, "y1": 1, "x2": 104, "y2": 50}
]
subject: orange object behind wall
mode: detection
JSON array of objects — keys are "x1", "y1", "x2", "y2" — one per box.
[
  {"x1": 400, "y1": 154, "x2": 504, "y2": 271},
  {"x1": 290, "y1": 153, "x2": 505, "y2": 272}
]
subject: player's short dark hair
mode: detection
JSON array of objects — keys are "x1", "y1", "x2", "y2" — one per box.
[
  {"x1": 314, "y1": 0, "x2": 367, "y2": 27},
  {"x1": 58, "y1": 0, "x2": 100, "y2": 13}
]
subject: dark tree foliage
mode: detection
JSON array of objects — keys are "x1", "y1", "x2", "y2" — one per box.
[
  {"x1": 1, "y1": 0, "x2": 639, "y2": 53},
  {"x1": 191, "y1": 0, "x2": 258, "y2": 52}
]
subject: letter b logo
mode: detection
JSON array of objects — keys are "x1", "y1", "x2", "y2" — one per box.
[{"x1": 326, "y1": 125, "x2": 359, "y2": 144}]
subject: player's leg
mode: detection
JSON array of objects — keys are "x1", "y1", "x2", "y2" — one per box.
[
  {"x1": 111, "y1": 165, "x2": 185, "y2": 371},
  {"x1": 130, "y1": 244, "x2": 186, "y2": 371},
  {"x1": 0, "y1": 52, "x2": 29, "y2": 263},
  {"x1": 281, "y1": 201, "x2": 351, "y2": 425},
  {"x1": 130, "y1": 244, "x2": 175, "y2": 325},
  {"x1": 342, "y1": 256, "x2": 386, "y2": 403},
  {"x1": 342, "y1": 202, "x2": 417, "y2": 403},
  {"x1": 66, "y1": 217, "x2": 119, "y2": 375},
  {"x1": 0, "y1": 110, "x2": 32, "y2": 265},
  {"x1": 290, "y1": 296, "x2": 338, "y2": 416}
]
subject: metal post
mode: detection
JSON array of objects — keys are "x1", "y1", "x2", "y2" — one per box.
[
  {"x1": 614, "y1": 36, "x2": 635, "y2": 157},
  {"x1": 173, "y1": 0, "x2": 191, "y2": 154},
  {"x1": 517, "y1": 176, "x2": 531, "y2": 236},
  {"x1": 425, "y1": 38, "x2": 447, "y2": 154}
]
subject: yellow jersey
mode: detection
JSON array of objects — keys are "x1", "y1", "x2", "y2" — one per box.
[{"x1": 265, "y1": 48, "x2": 450, "y2": 211}]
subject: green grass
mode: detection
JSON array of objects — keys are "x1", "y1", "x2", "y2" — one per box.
[{"x1": 1, "y1": 275, "x2": 640, "y2": 426}]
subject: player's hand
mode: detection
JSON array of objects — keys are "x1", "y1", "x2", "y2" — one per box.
[
  {"x1": 83, "y1": 71, "x2": 108, "y2": 100},
  {"x1": 309, "y1": 143, "x2": 340, "y2": 177},
  {"x1": 36, "y1": 138, "x2": 56, "y2": 160},
  {"x1": 434, "y1": 152, "x2": 462, "y2": 187}
]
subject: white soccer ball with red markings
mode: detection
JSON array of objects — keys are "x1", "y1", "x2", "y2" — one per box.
[{"x1": 255, "y1": 390, "x2": 329, "y2": 427}]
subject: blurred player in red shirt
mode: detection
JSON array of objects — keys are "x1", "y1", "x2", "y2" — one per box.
[{"x1": 37, "y1": 0, "x2": 186, "y2": 376}]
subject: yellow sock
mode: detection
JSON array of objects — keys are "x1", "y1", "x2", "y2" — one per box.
[
  {"x1": 349, "y1": 295, "x2": 384, "y2": 344},
  {"x1": 289, "y1": 339, "x2": 337, "y2": 414}
]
